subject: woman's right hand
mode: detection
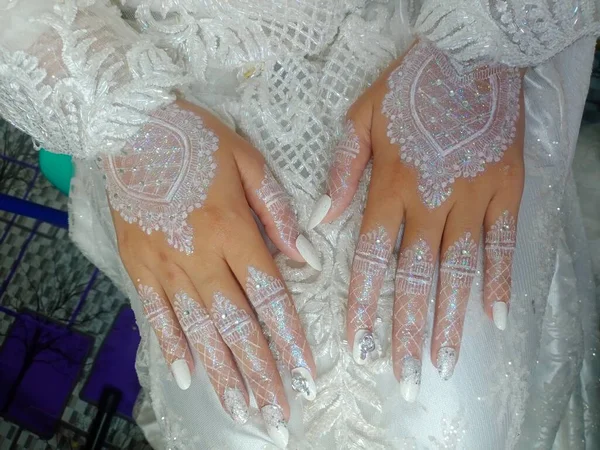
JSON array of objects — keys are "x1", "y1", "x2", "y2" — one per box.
[{"x1": 103, "y1": 100, "x2": 320, "y2": 448}]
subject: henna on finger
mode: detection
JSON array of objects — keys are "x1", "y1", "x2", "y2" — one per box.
[
  {"x1": 172, "y1": 291, "x2": 249, "y2": 423},
  {"x1": 348, "y1": 226, "x2": 393, "y2": 365},
  {"x1": 246, "y1": 267, "x2": 316, "y2": 401},
  {"x1": 393, "y1": 238, "x2": 435, "y2": 401},
  {"x1": 434, "y1": 232, "x2": 478, "y2": 380}
]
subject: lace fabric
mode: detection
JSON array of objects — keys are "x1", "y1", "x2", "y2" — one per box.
[{"x1": 0, "y1": 1, "x2": 599, "y2": 449}]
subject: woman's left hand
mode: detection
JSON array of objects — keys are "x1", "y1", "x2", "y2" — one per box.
[{"x1": 308, "y1": 40, "x2": 525, "y2": 402}]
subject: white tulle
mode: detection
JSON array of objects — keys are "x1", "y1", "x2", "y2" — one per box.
[{"x1": 0, "y1": 1, "x2": 599, "y2": 449}]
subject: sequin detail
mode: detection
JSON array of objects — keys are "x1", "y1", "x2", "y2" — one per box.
[
  {"x1": 435, "y1": 233, "x2": 478, "y2": 369},
  {"x1": 348, "y1": 226, "x2": 393, "y2": 333},
  {"x1": 138, "y1": 284, "x2": 187, "y2": 362},
  {"x1": 211, "y1": 293, "x2": 281, "y2": 408},
  {"x1": 246, "y1": 267, "x2": 310, "y2": 387},
  {"x1": 485, "y1": 211, "x2": 517, "y2": 304},
  {"x1": 256, "y1": 166, "x2": 299, "y2": 248},
  {"x1": 393, "y1": 239, "x2": 434, "y2": 377},
  {"x1": 382, "y1": 40, "x2": 521, "y2": 208},
  {"x1": 328, "y1": 121, "x2": 361, "y2": 207},
  {"x1": 104, "y1": 104, "x2": 219, "y2": 255},
  {"x1": 172, "y1": 291, "x2": 247, "y2": 423}
]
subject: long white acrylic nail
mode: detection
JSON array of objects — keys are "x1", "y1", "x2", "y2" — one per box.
[
  {"x1": 291, "y1": 367, "x2": 317, "y2": 401},
  {"x1": 493, "y1": 301, "x2": 508, "y2": 331},
  {"x1": 353, "y1": 329, "x2": 376, "y2": 365},
  {"x1": 171, "y1": 360, "x2": 192, "y2": 390},
  {"x1": 262, "y1": 405, "x2": 289, "y2": 449},
  {"x1": 437, "y1": 347, "x2": 457, "y2": 381},
  {"x1": 296, "y1": 235, "x2": 322, "y2": 271},
  {"x1": 399, "y1": 356, "x2": 421, "y2": 403},
  {"x1": 308, "y1": 195, "x2": 332, "y2": 230},
  {"x1": 223, "y1": 388, "x2": 249, "y2": 424}
]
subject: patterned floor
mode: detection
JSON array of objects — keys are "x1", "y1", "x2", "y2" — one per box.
[{"x1": 0, "y1": 122, "x2": 151, "y2": 450}]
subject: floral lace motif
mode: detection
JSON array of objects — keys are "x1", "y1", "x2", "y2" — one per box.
[
  {"x1": 103, "y1": 104, "x2": 218, "y2": 254},
  {"x1": 382, "y1": 40, "x2": 521, "y2": 208}
]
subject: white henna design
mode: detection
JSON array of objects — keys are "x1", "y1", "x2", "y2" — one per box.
[
  {"x1": 393, "y1": 239, "x2": 434, "y2": 387},
  {"x1": 485, "y1": 211, "x2": 517, "y2": 304},
  {"x1": 104, "y1": 104, "x2": 219, "y2": 254},
  {"x1": 246, "y1": 267, "x2": 315, "y2": 400},
  {"x1": 173, "y1": 291, "x2": 248, "y2": 424},
  {"x1": 435, "y1": 232, "x2": 478, "y2": 379},
  {"x1": 256, "y1": 167, "x2": 299, "y2": 248},
  {"x1": 138, "y1": 284, "x2": 188, "y2": 363},
  {"x1": 328, "y1": 121, "x2": 361, "y2": 207},
  {"x1": 382, "y1": 41, "x2": 521, "y2": 208}
]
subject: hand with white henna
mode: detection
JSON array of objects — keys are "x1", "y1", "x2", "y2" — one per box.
[
  {"x1": 309, "y1": 40, "x2": 524, "y2": 402},
  {"x1": 105, "y1": 100, "x2": 320, "y2": 448}
]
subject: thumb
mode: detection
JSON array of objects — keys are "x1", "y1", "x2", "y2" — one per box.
[
  {"x1": 308, "y1": 98, "x2": 373, "y2": 229},
  {"x1": 232, "y1": 140, "x2": 322, "y2": 271}
]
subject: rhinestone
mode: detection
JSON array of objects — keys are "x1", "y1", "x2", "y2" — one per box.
[{"x1": 291, "y1": 372, "x2": 310, "y2": 395}]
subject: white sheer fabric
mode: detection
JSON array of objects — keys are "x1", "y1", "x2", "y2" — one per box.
[{"x1": 1, "y1": 1, "x2": 599, "y2": 449}]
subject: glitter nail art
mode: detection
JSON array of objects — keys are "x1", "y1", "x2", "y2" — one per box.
[
  {"x1": 104, "y1": 104, "x2": 219, "y2": 254},
  {"x1": 434, "y1": 233, "x2": 477, "y2": 376},
  {"x1": 211, "y1": 293, "x2": 282, "y2": 408},
  {"x1": 400, "y1": 356, "x2": 422, "y2": 387},
  {"x1": 246, "y1": 267, "x2": 313, "y2": 398},
  {"x1": 138, "y1": 284, "x2": 187, "y2": 362},
  {"x1": 393, "y1": 239, "x2": 434, "y2": 377},
  {"x1": 382, "y1": 41, "x2": 521, "y2": 208},
  {"x1": 327, "y1": 121, "x2": 361, "y2": 207},
  {"x1": 172, "y1": 291, "x2": 247, "y2": 423},
  {"x1": 348, "y1": 226, "x2": 393, "y2": 333},
  {"x1": 256, "y1": 166, "x2": 299, "y2": 248},
  {"x1": 485, "y1": 211, "x2": 516, "y2": 304},
  {"x1": 437, "y1": 347, "x2": 457, "y2": 381}
]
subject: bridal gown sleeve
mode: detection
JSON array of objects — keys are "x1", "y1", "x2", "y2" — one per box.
[
  {"x1": 0, "y1": 0, "x2": 187, "y2": 160},
  {"x1": 413, "y1": 0, "x2": 600, "y2": 68}
]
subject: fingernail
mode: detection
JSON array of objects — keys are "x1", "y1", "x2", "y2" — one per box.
[
  {"x1": 353, "y1": 329, "x2": 376, "y2": 365},
  {"x1": 436, "y1": 347, "x2": 457, "y2": 381},
  {"x1": 308, "y1": 195, "x2": 332, "y2": 230},
  {"x1": 493, "y1": 301, "x2": 508, "y2": 331},
  {"x1": 399, "y1": 356, "x2": 421, "y2": 403},
  {"x1": 171, "y1": 360, "x2": 192, "y2": 390},
  {"x1": 262, "y1": 405, "x2": 289, "y2": 449},
  {"x1": 223, "y1": 388, "x2": 249, "y2": 424},
  {"x1": 296, "y1": 234, "x2": 322, "y2": 271},
  {"x1": 291, "y1": 367, "x2": 317, "y2": 401}
]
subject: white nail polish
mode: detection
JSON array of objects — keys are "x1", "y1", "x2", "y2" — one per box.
[
  {"x1": 291, "y1": 367, "x2": 317, "y2": 401},
  {"x1": 262, "y1": 405, "x2": 289, "y2": 449},
  {"x1": 296, "y1": 235, "x2": 322, "y2": 271},
  {"x1": 493, "y1": 301, "x2": 508, "y2": 331},
  {"x1": 399, "y1": 357, "x2": 421, "y2": 403},
  {"x1": 223, "y1": 388, "x2": 249, "y2": 424},
  {"x1": 437, "y1": 347, "x2": 457, "y2": 381},
  {"x1": 353, "y1": 329, "x2": 376, "y2": 365},
  {"x1": 171, "y1": 360, "x2": 191, "y2": 390},
  {"x1": 308, "y1": 195, "x2": 332, "y2": 230}
]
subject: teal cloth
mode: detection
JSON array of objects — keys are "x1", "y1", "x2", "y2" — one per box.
[{"x1": 38, "y1": 149, "x2": 73, "y2": 196}]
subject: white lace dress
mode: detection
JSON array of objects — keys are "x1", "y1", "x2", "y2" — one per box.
[{"x1": 1, "y1": 1, "x2": 599, "y2": 449}]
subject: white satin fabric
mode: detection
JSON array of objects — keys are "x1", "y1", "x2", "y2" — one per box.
[{"x1": 0, "y1": 1, "x2": 598, "y2": 449}]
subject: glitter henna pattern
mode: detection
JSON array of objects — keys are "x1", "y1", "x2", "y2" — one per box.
[
  {"x1": 485, "y1": 211, "x2": 516, "y2": 304},
  {"x1": 382, "y1": 40, "x2": 521, "y2": 208},
  {"x1": 327, "y1": 121, "x2": 361, "y2": 207},
  {"x1": 435, "y1": 233, "x2": 478, "y2": 379},
  {"x1": 256, "y1": 166, "x2": 299, "y2": 248},
  {"x1": 246, "y1": 267, "x2": 315, "y2": 400},
  {"x1": 393, "y1": 239, "x2": 434, "y2": 380},
  {"x1": 348, "y1": 226, "x2": 393, "y2": 337},
  {"x1": 104, "y1": 104, "x2": 219, "y2": 255},
  {"x1": 138, "y1": 284, "x2": 188, "y2": 362},
  {"x1": 173, "y1": 291, "x2": 248, "y2": 424},
  {"x1": 211, "y1": 293, "x2": 282, "y2": 408}
]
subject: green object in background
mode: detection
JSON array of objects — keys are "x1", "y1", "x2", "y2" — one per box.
[{"x1": 38, "y1": 148, "x2": 73, "y2": 196}]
